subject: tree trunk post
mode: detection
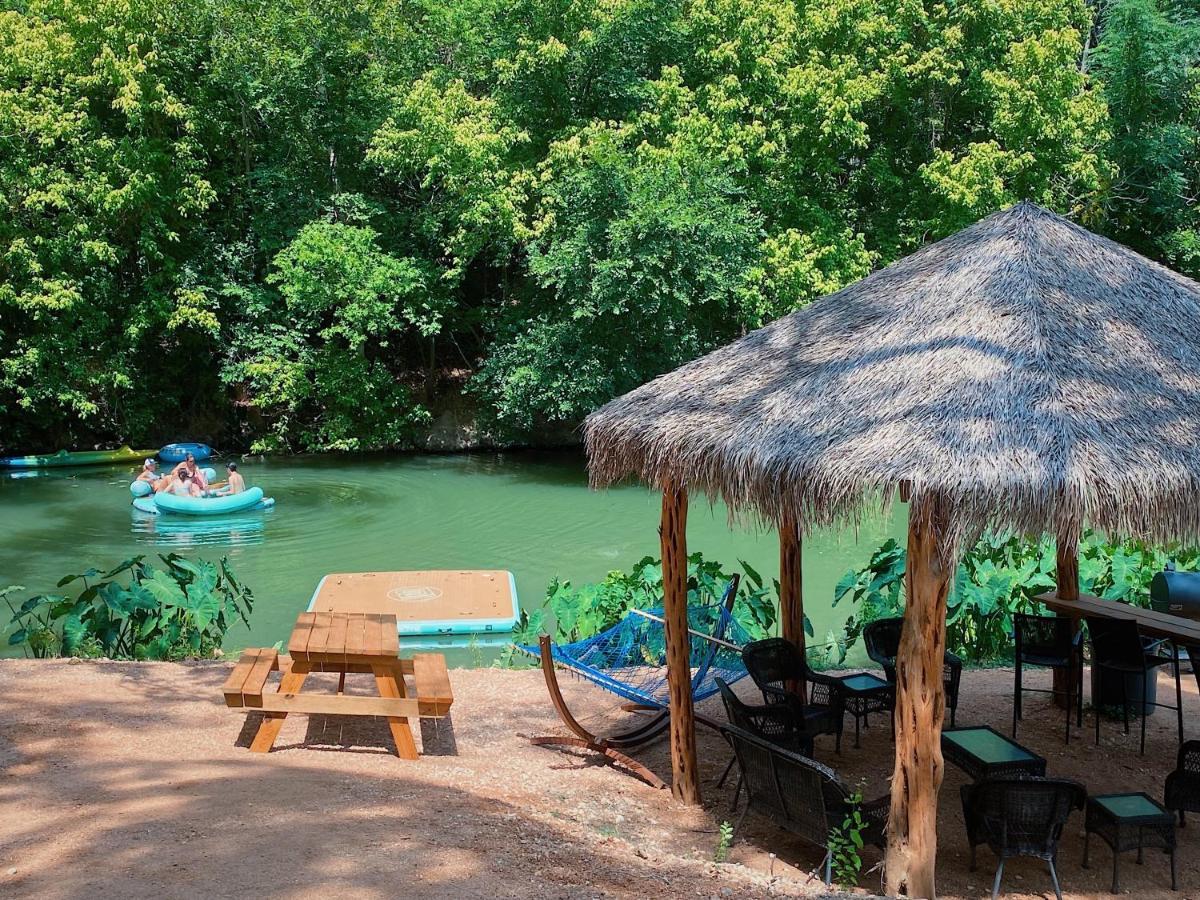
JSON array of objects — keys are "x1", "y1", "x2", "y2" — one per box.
[
  {"x1": 660, "y1": 482, "x2": 699, "y2": 805},
  {"x1": 885, "y1": 494, "x2": 954, "y2": 899},
  {"x1": 779, "y1": 511, "x2": 806, "y2": 697},
  {"x1": 1052, "y1": 525, "x2": 1081, "y2": 706}
]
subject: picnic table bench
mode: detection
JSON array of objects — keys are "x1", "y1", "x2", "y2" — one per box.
[{"x1": 222, "y1": 611, "x2": 454, "y2": 758}]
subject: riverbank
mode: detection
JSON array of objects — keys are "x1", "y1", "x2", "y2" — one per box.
[{"x1": 2, "y1": 659, "x2": 1196, "y2": 899}]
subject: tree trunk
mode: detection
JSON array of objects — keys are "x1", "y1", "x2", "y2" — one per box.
[
  {"x1": 779, "y1": 512, "x2": 806, "y2": 698},
  {"x1": 886, "y1": 495, "x2": 955, "y2": 899},
  {"x1": 660, "y1": 482, "x2": 699, "y2": 805},
  {"x1": 1052, "y1": 525, "x2": 1081, "y2": 706}
]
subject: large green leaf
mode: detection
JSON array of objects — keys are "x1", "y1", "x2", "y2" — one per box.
[{"x1": 141, "y1": 571, "x2": 188, "y2": 608}]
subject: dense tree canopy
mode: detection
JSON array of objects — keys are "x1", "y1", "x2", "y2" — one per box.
[{"x1": 1, "y1": 0, "x2": 1197, "y2": 452}]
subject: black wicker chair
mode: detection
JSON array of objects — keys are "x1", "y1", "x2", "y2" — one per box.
[
  {"x1": 1165, "y1": 739, "x2": 1200, "y2": 826},
  {"x1": 715, "y1": 677, "x2": 817, "y2": 807},
  {"x1": 961, "y1": 775, "x2": 1086, "y2": 900},
  {"x1": 1012, "y1": 613, "x2": 1083, "y2": 743},
  {"x1": 721, "y1": 723, "x2": 888, "y2": 884},
  {"x1": 1086, "y1": 616, "x2": 1180, "y2": 755},
  {"x1": 742, "y1": 637, "x2": 845, "y2": 752},
  {"x1": 863, "y1": 617, "x2": 963, "y2": 726}
]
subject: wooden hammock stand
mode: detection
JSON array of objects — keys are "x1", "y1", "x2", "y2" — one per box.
[{"x1": 530, "y1": 590, "x2": 740, "y2": 789}]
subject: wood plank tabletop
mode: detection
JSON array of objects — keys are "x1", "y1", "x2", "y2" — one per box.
[
  {"x1": 1038, "y1": 591, "x2": 1200, "y2": 644},
  {"x1": 288, "y1": 611, "x2": 401, "y2": 663}
]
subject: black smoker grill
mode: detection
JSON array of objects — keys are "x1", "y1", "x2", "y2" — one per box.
[{"x1": 1150, "y1": 567, "x2": 1200, "y2": 620}]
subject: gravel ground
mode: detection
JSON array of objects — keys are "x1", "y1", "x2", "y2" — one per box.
[{"x1": 0, "y1": 657, "x2": 1195, "y2": 899}]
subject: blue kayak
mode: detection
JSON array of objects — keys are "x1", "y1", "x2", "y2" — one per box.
[
  {"x1": 133, "y1": 487, "x2": 274, "y2": 516},
  {"x1": 158, "y1": 443, "x2": 213, "y2": 464}
]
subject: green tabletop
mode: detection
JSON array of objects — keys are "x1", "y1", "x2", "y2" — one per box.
[
  {"x1": 943, "y1": 727, "x2": 1035, "y2": 764},
  {"x1": 841, "y1": 673, "x2": 890, "y2": 693},
  {"x1": 1094, "y1": 793, "x2": 1169, "y2": 821}
]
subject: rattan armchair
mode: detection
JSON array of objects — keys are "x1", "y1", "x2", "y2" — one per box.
[
  {"x1": 863, "y1": 617, "x2": 963, "y2": 726},
  {"x1": 721, "y1": 724, "x2": 887, "y2": 884},
  {"x1": 960, "y1": 775, "x2": 1086, "y2": 900},
  {"x1": 1165, "y1": 739, "x2": 1200, "y2": 826},
  {"x1": 742, "y1": 637, "x2": 845, "y2": 752},
  {"x1": 715, "y1": 677, "x2": 816, "y2": 807}
]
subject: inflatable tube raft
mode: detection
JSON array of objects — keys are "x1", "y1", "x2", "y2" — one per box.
[
  {"x1": 1, "y1": 446, "x2": 157, "y2": 468},
  {"x1": 158, "y1": 443, "x2": 213, "y2": 464},
  {"x1": 134, "y1": 486, "x2": 274, "y2": 516}
]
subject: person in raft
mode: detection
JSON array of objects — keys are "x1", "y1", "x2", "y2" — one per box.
[
  {"x1": 214, "y1": 461, "x2": 245, "y2": 495},
  {"x1": 169, "y1": 469, "x2": 201, "y2": 498},
  {"x1": 171, "y1": 451, "x2": 209, "y2": 492},
  {"x1": 135, "y1": 458, "x2": 159, "y2": 483}
]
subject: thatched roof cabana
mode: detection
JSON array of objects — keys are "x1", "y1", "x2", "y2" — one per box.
[
  {"x1": 582, "y1": 202, "x2": 1200, "y2": 899},
  {"x1": 587, "y1": 201, "x2": 1200, "y2": 545}
]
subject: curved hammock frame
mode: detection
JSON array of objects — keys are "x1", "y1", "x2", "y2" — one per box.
[{"x1": 526, "y1": 576, "x2": 749, "y2": 788}]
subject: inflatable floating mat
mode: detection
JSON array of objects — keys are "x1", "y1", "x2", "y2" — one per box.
[{"x1": 307, "y1": 570, "x2": 520, "y2": 638}]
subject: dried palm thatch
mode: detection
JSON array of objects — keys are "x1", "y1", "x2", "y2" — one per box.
[{"x1": 585, "y1": 202, "x2": 1200, "y2": 548}]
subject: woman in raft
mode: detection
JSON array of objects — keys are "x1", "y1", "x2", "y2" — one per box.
[
  {"x1": 168, "y1": 451, "x2": 209, "y2": 492},
  {"x1": 168, "y1": 469, "x2": 202, "y2": 498}
]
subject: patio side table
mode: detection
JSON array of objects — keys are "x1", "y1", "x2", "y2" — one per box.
[
  {"x1": 1083, "y1": 792, "x2": 1177, "y2": 893},
  {"x1": 941, "y1": 726, "x2": 1047, "y2": 782},
  {"x1": 835, "y1": 673, "x2": 895, "y2": 748}
]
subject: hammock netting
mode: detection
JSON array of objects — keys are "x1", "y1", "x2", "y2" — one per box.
[{"x1": 520, "y1": 603, "x2": 752, "y2": 707}]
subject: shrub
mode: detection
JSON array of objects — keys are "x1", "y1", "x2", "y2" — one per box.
[
  {"x1": 4, "y1": 554, "x2": 254, "y2": 660},
  {"x1": 835, "y1": 531, "x2": 1200, "y2": 663},
  {"x1": 514, "y1": 553, "x2": 790, "y2": 648}
]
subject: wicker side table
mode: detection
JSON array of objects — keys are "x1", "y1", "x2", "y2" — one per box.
[{"x1": 1083, "y1": 793, "x2": 1177, "y2": 893}]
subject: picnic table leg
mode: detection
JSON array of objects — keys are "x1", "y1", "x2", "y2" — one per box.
[
  {"x1": 372, "y1": 664, "x2": 419, "y2": 759},
  {"x1": 250, "y1": 662, "x2": 310, "y2": 753}
]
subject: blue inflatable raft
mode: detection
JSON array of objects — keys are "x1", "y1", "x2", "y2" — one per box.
[
  {"x1": 158, "y1": 443, "x2": 213, "y2": 464},
  {"x1": 133, "y1": 486, "x2": 274, "y2": 516}
]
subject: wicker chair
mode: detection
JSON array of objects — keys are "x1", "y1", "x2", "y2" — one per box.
[
  {"x1": 960, "y1": 775, "x2": 1087, "y2": 900},
  {"x1": 863, "y1": 617, "x2": 963, "y2": 726},
  {"x1": 1012, "y1": 613, "x2": 1083, "y2": 743},
  {"x1": 742, "y1": 638, "x2": 845, "y2": 752},
  {"x1": 1165, "y1": 739, "x2": 1200, "y2": 826},
  {"x1": 1086, "y1": 616, "x2": 1179, "y2": 755},
  {"x1": 721, "y1": 723, "x2": 888, "y2": 884},
  {"x1": 715, "y1": 677, "x2": 816, "y2": 807}
]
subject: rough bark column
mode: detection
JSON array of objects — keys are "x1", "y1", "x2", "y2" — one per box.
[
  {"x1": 885, "y1": 494, "x2": 954, "y2": 900},
  {"x1": 779, "y1": 511, "x2": 807, "y2": 698},
  {"x1": 660, "y1": 481, "x2": 699, "y2": 805},
  {"x1": 1052, "y1": 525, "x2": 1081, "y2": 707}
]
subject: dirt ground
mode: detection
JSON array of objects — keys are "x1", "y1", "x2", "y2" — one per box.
[{"x1": 0, "y1": 657, "x2": 1195, "y2": 900}]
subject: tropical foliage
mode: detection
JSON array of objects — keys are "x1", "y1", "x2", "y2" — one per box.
[
  {"x1": 517, "y1": 553, "x2": 783, "y2": 646},
  {"x1": 835, "y1": 531, "x2": 1200, "y2": 662},
  {"x1": 4, "y1": 554, "x2": 254, "y2": 660},
  {"x1": 2, "y1": 0, "x2": 1197, "y2": 452}
]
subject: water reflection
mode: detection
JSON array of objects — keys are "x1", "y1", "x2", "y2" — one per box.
[{"x1": 131, "y1": 508, "x2": 270, "y2": 547}]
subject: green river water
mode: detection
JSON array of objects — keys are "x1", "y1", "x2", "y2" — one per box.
[{"x1": 0, "y1": 451, "x2": 905, "y2": 664}]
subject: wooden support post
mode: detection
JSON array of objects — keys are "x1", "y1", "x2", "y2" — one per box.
[
  {"x1": 1052, "y1": 525, "x2": 1080, "y2": 707},
  {"x1": 779, "y1": 511, "x2": 806, "y2": 698},
  {"x1": 660, "y1": 481, "x2": 699, "y2": 805},
  {"x1": 886, "y1": 495, "x2": 954, "y2": 900}
]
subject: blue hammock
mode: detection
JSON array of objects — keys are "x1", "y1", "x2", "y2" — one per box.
[
  {"x1": 521, "y1": 601, "x2": 751, "y2": 707},
  {"x1": 524, "y1": 577, "x2": 752, "y2": 788}
]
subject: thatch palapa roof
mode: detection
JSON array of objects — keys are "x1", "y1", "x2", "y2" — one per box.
[{"x1": 585, "y1": 202, "x2": 1200, "y2": 545}]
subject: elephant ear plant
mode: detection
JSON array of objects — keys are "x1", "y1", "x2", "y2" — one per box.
[{"x1": 4, "y1": 554, "x2": 254, "y2": 660}]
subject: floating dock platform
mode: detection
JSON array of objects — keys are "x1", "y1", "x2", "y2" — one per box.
[{"x1": 307, "y1": 570, "x2": 520, "y2": 640}]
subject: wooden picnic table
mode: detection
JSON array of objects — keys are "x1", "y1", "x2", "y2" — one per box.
[{"x1": 222, "y1": 611, "x2": 454, "y2": 758}]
